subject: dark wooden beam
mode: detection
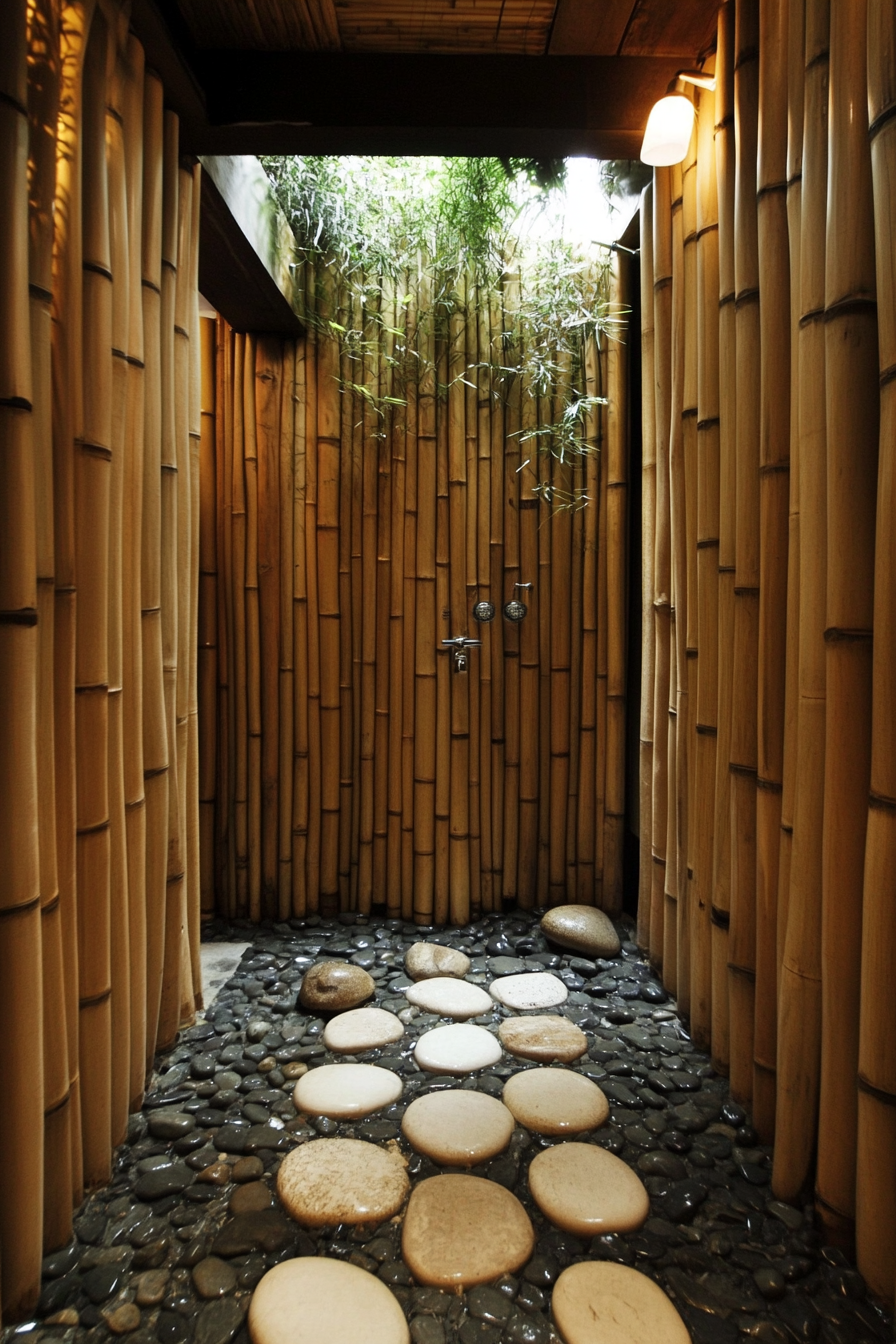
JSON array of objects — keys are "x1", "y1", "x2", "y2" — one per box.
[{"x1": 548, "y1": 0, "x2": 636, "y2": 55}]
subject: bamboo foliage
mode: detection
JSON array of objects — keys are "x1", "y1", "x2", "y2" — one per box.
[{"x1": 0, "y1": 0, "x2": 201, "y2": 1320}]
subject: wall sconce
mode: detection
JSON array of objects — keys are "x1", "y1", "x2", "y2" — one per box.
[{"x1": 640, "y1": 70, "x2": 716, "y2": 167}]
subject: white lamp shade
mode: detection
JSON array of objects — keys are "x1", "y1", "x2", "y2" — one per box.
[{"x1": 639, "y1": 94, "x2": 695, "y2": 166}]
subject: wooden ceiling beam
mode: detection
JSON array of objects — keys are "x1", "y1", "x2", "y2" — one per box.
[{"x1": 548, "y1": 0, "x2": 636, "y2": 55}]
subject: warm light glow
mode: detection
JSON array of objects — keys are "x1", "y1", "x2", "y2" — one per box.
[{"x1": 639, "y1": 94, "x2": 696, "y2": 166}]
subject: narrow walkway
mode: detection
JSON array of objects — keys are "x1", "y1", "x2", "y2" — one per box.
[{"x1": 11, "y1": 912, "x2": 891, "y2": 1344}]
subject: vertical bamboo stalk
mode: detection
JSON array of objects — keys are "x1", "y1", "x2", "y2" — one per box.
[
  {"x1": 219, "y1": 321, "x2": 235, "y2": 915},
  {"x1": 605, "y1": 256, "x2": 629, "y2": 918},
  {"x1": 651, "y1": 166, "x2": 673, "y2": 970},
  {"x1": 141, "y1": 68, "x2": 169, "y2": 1061},
  {"x1": 465, "y1": 279, "x2": 482, "y2": 917},
  {"x1": 185, "y1": 167, "x2": 201, "y2": 1003},
  {"x1": 359, "y1": 282, "x2": 379, "y2": 912},
  {"x1": 401, "y1": 279, "x2": 418, "y2": 917},
  {"x1": 373, "y1": 281, "x2": 394, "y2": 907},
  {"x1": 278, "y1": 342, "x2": 295, "y2": 917},
  {"x1": 638, "y1": 187, "x2": 656, "y2": 946},
  {"x1": 0, "y1": 0, "x2": 44, "y2": 1314},
  {"x1": 856, "y1": 0, "x2": 896, "y2": 1301},
  {"x1": 304, "y1": 286, "x2": 321, "y2": 911},
  {"x1": 387, "y1": 289, "x2": 407, "y2": 918},
  {"x1": 502, "y1": 270, "x2": 523, "y2": 910},
  {"x1": 435, "y1": 318, "x2": 451, "y2": 922},
  {"x1": 337, "y1": 291, "x2": 354, "y2": 908},
  {"x1": 476, "y1": 287, "x2": 493, "y2": 912},
  {"x1": 76, "y1": 6, "x2": 113, "y2": 1181},
  {"x1": 576, "y1": 339, "x2": 600, "y2": 907},
  {"x1": 448, "y1": 280, "x2": 470, "y2": 924},
  {"x1": 712, "y1": 0, "x2": 735, "y2": 1074},
  {"x1": 537, "y1": 382, "x2": 552, "y2": 904},
  {"x1": 489, "y1": 286, "x2": 505, "y2": 910},
  {"x1": 753, "y1": 0, "x2": 791, "y2": 1141},
  {"x1": 199, "y1": 317, "x2": 217, "y2": 918},
  {"x1": 728, "y1": 0, "x2": 760, "y2": 1106},
  {"x1": 292, "y1": 325, "x2": 309, "y2": 916},
  {"x1": 691, "y1": 79, "x2": 720, "y2": 1050},
  {"x1": 518, "y1": 345, "x2": 540, "y2": 907},
  {"x1": 816, "y1": 0, "x2": 878, "y2": 1247},
  {"x1": 414, "y1": 275, "x2": 437, "y2": 923},
  {"x1": 595, "y1": 355, "x2": 608, "y2": 910},
  {"x1": 243, "y1": 334, "x2": 262, "y2": 920},
  {"x1": 316, "y1": 273, "x2": 340, "y2": 911},
  {"x1": 548, "y1": 372, "x2": 571, "y2": 910},
  {"x1": 232, "y1": 333, "x2": 249, "y2": 915},
  {"x1": 774, "y1": 0, "x2": 829, "y2": 1202},
  {"x1": 256, "y1": 335, "x2": 283, "y2": 916}
]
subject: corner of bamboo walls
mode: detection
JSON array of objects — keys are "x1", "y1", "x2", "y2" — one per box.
[{"x1": 0, "y1": 0, "x2": 202, "y2": 1316}]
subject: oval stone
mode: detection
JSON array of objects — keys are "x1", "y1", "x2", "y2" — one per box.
[
  {"x1": 402, "y1": 1090, "x2": 515, "y2": 1166},
  {"x1": 405, "y1": 942, "x2": 471, "y2": 981},
  {"x1": 402, "y1": 1175, "x2": 534, "y2": 1289},
  {"x1": 498, "y1": 1015, "x2": 587, "y2": 1063},
  {"x1": 528, "y1": 1142, "x2": 649, "y2": 1235},
  {"x1": 488, "y1": 973, "x2": 568, "y2": 1010},
  {"x1": 502, "y1": 1067, "x2": 609, "y2": 1134},
  {"x1": 249, "y1": 1258, "x2": 410, "y2": 1344},
  {"x1": 540, "y1": 905, "x2": 621, "y2": 959},
  {"x1": 299, "y1": 962, "x2": 375, "y2": 1012},
  {"x1": 551, "y1": 1262, "x2": 689, "y2": 1344},
  {"x1": 294, "y1": 1063, "x2": 403, "y2": 1118},
  {"x1": 323, "y1": 1007, "x2": 405, "y2": 1053},
  {"x1": 414, "y1": 1023, "x2": 503, "y2": 1074},
  {"x1": 406, "y1": 978, "x2": 492, "y2": 1019},
  {"x1": 277, "y1": 1138, "x2": 409, "y2": 1227}
]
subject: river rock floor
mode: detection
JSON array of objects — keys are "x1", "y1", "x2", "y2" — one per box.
[{"x1": 8, "y1": 910, "x2": 893, "y2": 1344}]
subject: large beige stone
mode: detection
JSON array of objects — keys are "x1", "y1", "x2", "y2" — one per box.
[
  {"x1": 249, "y1": 1258, "x2": 410, "y2": 1344},
  {"x1": 414, "y1": 1023, "x2": 503, "y2": 1074},
  {"x1": 299, "y1": 961, "x2": 375, "y2": 1012},
  {"x1": 540, "y1": 904, "x2": 621, "y2": 958},
  {"x1": 406, "y1": 977, "x2": 492, "y2": 1019},
  {"x1": 502, "y1": 1067, "x2": 609, "y2": 1134},
  {"x1": 322, "y1": 1006, "x2": 405, "y2": 1053},
  {"x1": 528, "y1": 1142, "x2": 649, "y2": 1235},
  {"x1": 488, "y1": 972, "x2": 568, "y2": 1010},
  {"x1": 498, "y1": 1015, "x2": 587, "y2": 1063},
  {"x1": 405, "y1": 942, "x2": 471, "y2": 981},
  {"x1": 401, "y1": 1090, "x2": 515, "y2": 1166},
  {"x1": 293, "y1": 1062, "x2": 403, "y2": 1118},
  {"x1": 551, "y1": 1262, "x2": 690, "y2": 1344},
  {"x1": 277, "y1": 1137, "x2": 409, "y2": 1227},
  {"x1": 402, "y1": 1175, "x2": 534, "y2": 1288}
]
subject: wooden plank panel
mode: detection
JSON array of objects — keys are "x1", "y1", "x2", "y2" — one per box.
[
  {"x1": 549, "y1": 0, "x2": 634, "y2": 55},
  {"x1": 621, "y1": 0, "x2": 718, "y2": 57}
]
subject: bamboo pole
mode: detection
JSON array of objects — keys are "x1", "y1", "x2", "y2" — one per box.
[
  {"x1": 232, "y1": 333, "x2": 248, "y2": 915},
  {"x1": 186, "y1": 167, "x2": 201, "y2": 1002},
  {"x1": 27, "y1": 0, "x2": 74, "y2": 1252},
  {"x1": 605, "y1": 256, "x2": 628, "y2": 919},
  {"x1": 337, "y1": 289, "x2": 354, "y2": 908},
  {"x1": 567, "y1": 414, "x2": 584, "y2": 904},
  {"x1": 638, "y1": 187, "x2": 656, "y2": 946},
  {"x1": 727, "y1": 0, "x2": 760, "y2": 1106},
  {"x1": 476, "y1": 286, "x2": 493, "y2": 912},
  {"x1": 0, "y1": 0, "x2": 44, "y2": 1315},
  {"x1": 856, "y1": 0, "x2": 896, "y2": 1302},
  {"x1": 304, "y1": 285, "x2": 321, "y2": 911},
  {"x1": 680, "y1": 134, "x2": 698, "y2": 1012},
  {"x1": 243, "y1": 334, "x2": 262, "y2": 920},
  {"x1": 348, "y1": 284, "x2": 362, "y2": 908},
  {"x1": 414, "y1": 274, "x2": 437, "y2": 923},
  {"x1": 435, "y1": 318, "x2": 451, "y2": 922},
  {"x1": 141, "y1": 68, "x2": 169, "y2": 1061},
  {"x1": 489, "y1": 286, "x2": 505, "y2": 911},
  {"x1": 387, "y1": 287, "x2": 407, "y2": 918},
  {"x1": 595, "y1": 350, "x2": 607, "y2": 910},
  {"x1": 106, "y1": 23, "x2": 132, "y2": 1145},
  {"x1": 401, "y1": 279, "x2": 418, "y2": 918},
  {"x1": 76, "y1": 6, "x2": 113, "y2": 1182},
  {"x1": 374, "y1": 281, "x2": 394, "y2": 908},
  {"x1": 278, "y1": 341, "x2": 295, "y2": 917},
  {"x1": 199, "y1": 316, "x2": 217, "y2": 919},
  {"x1": 292, "y1": 323, "x2": 309, "y2": 916},
  {"x1": 465, "y1": 280, "x2": 481, "y2": 917},
  {"x1": 316, "y1": 272, "x2": 340, "y2": 911},
  {"x1": 256, "y1": 335, "x2": 283, "y2": 915},
  {"x1": 537, "y1": 379, "x2": 552, "y2": 904},
  {"x1": 548, "y1": 359, "x2": 571, "y2": 910},
  {"x1": 774, "y1": 0, "x2": 829, "y2": 1203},
  {"x1": 665, "y1": 164, "x2": 685, "y2": 983},
  {"x1": 359, "y1": 282, "x2": 380, "y2": 912},
  {"x1": 712, "y1": 0, "x2": 735, "y2": 1075},
  {"x1": 217, "y1": 320, "x2": 234, "y2": 914},
  {"x1": 691, "y1": 80, "x2": 719, "y2": 1051},
  {"x1": 518, "y1": 343, "x2": 540, "y2": 907},
  {"x1": 448, "y1": 280, "x2": 471, "y2": 924},
  {"x1": 753, "y1": 0, "x2": 791, "y2": 1142},
  {"x1": 816, "y1": 0, "x2": 878, "y2": 1246}
]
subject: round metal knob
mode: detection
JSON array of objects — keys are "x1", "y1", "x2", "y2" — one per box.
[
  {"x1": 503, "y1": 599, "x2": 527, "y2": 622},
  {"x1": 473, "y1": 600, "x2": 495, "y2": 623}
]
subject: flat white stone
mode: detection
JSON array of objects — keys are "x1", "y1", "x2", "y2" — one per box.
[
  {"x1": 414, "y1": 1023, "x2": 502, "y2": 1074},
  {"x1": 402, "y1": 1175, "x2": 534, "y2": 1289},
  {"x1": 502, "y1": 1067, "x2": 609, "y2": 1134},
  {"x1": 294, "y1": 1063, "x2": 403, "y2": 1118},
  {"x1": 402, "y1": 1090, "x2": 515, "y2": 1166},
  {"x1": 406, "y1": 977, "x2": 492, "y2": 1019},
  {"x1": 323, "y1": 1007, "x2": 405, "y2": 1053},
  {"x1": 498, "y1": 1015, "x2": 587, "y2": 1063},
  {"x1": 488, "y1": 972, "x2": 568, "y2": 1010},
  {"x1": 528, "y1": 1142, "x2": 649, "y2": 1235},
  {"x1": 248, "y1": 1257, "x2": 410, "y2": 1344},
  {"x1": 551, "y1": 1262, "x2": 689, "y2": 1344},
  {"x1": 277, "y1": 1138, "x2": 409, "y2": 1227},
  {"x1": 405, "y1": 942, "x2": 471, "y2": 981}
]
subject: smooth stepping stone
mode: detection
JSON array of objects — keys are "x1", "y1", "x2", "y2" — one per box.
[
  {"x1": 489, "y1": 972, "x2": 568, "y2": 1010},
  {"x1": 406, "y1": 977, "x2": 492, "y2": 1019},
  {"x1": 502, "y1": 1067, "x2": 608, "y2": 1134},
  {"x1": 401, "y1": 1090, "x2": 515, "y2": 1166},
  {"x1": 277, "y1": 1138, "x2": 409, "y2": 1226},
  {"x1": 414, "y1": 1023, "x2": 502, "y2": 1074},
  {"x1": 299, "y1": 961, "x2": 375, "y2": 1012},
  {"x1": 248, "y1": 1258, "x2": 410, "y2": 1344},
  {"x1": 498, "y1": 1015, "x2": 587, "y2": 1063},
  {"x1": 294, "y1": 1063, "x2": 402, "y2": 1118},
  {"x1": 323, "y1": 1006, "x2": 405, "y2": 1053},
  {"x1": 528, "y1": 1142, "x2": 649, "y2": 1235},
  {"x1": 551, "y1": 1262, "x2": 689, "y2": 1344},
  {"x1": 405, "y1": 942, "x2": 471, "y2": 981},
  {"x1": 402, "y1": 1175, "x2": 534, "y2": 1289},
  {"x1": 541, "y1": 904, "x2": 621, "y2": 958}
]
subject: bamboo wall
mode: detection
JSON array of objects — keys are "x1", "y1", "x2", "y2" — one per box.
[
  {"x1": 0, "y1": 0, "x2": 201, "y2": 1319},
  {"x1": 199, "y1": 256, "x2": 633, "y2": 927},
  {"x1": 641, "y1": 0, "x2": 896, "y2": 1303}
]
